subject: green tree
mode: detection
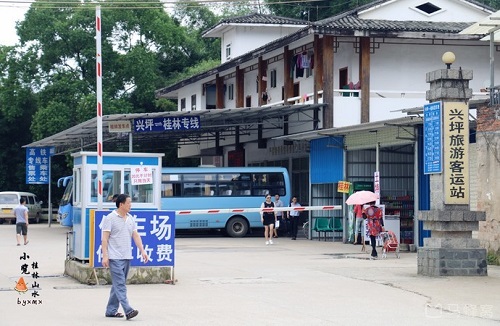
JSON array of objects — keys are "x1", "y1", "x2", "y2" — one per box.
[
  {"x1": 0, "y1": 0, "x2": 207, "y2": 192},
  {"x1": 172, "y1": 1, "x2": 221, "y2": 78},
  {"x1": 14, "y1": 0, "x2": 195, "y2": 140},
  {"x1": 0, "y1": 46, "x2": 39, "y2": 191}
]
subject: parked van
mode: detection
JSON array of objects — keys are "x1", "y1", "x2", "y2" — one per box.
[{"x1": 0, "y1": 191, "x2": 43, "y2": 224}]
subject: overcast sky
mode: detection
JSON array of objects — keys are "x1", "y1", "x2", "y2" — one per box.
[{"x1": 0, "y1": 1, "x2": 29, "y2": 46}]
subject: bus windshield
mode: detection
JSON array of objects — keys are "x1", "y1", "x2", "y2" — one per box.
[
  {"x1": 60, "y1": 178, "x2": 73, "y2": 206},
  {"x1": 57, "y1": 176, "x2": 74, "y2": 227}
]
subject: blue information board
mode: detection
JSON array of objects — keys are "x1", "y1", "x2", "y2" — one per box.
[
  {"x1": 25, "y1": 147, "x2": 55, "y2": 184},
  {"x1": 92, "y1": 210, "x2": 175, "y2": 268},
  {"x1": 423, "y1": 102, "x2": 442, "y2": 174},
  {"x1": 133, "y1": 116, "x2": 200, "y2": 133}
]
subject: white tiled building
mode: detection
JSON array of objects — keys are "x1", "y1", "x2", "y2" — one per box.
[{"x1": 156, "y1": 0, "x2": 495, "y2": 164}]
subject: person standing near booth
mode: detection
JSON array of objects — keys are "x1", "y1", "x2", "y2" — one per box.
[
  {"x1": 273, "y1": 194, "x2": 284, "y2": 238},
  {"x1": 261, "y1": 194, "x2": 275, "y2": 245},
  {"x1": 288, "y1": 196, "x2": 301, "y2": 240},
  {"x1": 353, "y1": 204, "x2": 364, "y2": 245},
  {"x1": 102, "y1": 194, "x2": 149, "y2": 320}
]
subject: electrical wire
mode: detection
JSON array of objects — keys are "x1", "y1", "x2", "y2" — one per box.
[{"x1": 0, "y1": 0, "x2": 334, "y2": 10}]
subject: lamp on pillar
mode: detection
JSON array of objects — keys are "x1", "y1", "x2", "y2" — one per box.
[{"x1": 441, "y1": 51, "x2": 456, "y2": 69}]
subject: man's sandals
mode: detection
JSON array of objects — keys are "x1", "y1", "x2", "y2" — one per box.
[
  {"x1": 105, "y1": 309, "x2": 138, "y2": 319},
  {"x1": 105, "y1": 312, "x2": 124, "y2": 318},
  {"x1": 126, "y1": 310, "x2": 139, "y2": 320}
]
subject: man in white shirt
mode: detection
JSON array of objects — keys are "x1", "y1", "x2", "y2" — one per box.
[
  {"x1": 102, "y1": 194, "x2": 149, "y2": 320},
  {"x1": 14, "y1": 198, "x2": 29, "y2": 246},
  {"x1": 287, "y1": 196, "x2": 301, "y2": 240}
]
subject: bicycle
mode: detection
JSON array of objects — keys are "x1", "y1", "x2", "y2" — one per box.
[{"x1": 302, "y1": 221, "x2": 310, "y2": 239}]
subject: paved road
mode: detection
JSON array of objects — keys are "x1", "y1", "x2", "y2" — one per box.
[{"x1": 0, "y1": 224, "x2": 499, "y2": 325}]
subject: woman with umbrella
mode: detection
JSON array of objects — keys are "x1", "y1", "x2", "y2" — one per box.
[
  {"x1": 345, "y1": 191, "x2": 383, "y2": 258},
  {"x1": 365, "y1": 203, "x2": 384, "y2": 259}
]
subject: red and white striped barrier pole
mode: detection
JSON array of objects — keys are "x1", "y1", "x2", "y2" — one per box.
[
  {"x1": 96, "y1": 6, "x2": 103, "y2": 209},
  {"x1": 176, "y1": 205, "x2": 342, "y2": 215}
]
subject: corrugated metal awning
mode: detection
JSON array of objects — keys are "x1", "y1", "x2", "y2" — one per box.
[
  {"x1": 24, "y1": 104, "x2": 325, "y2": 155},
  {"x1": 273, "y1": 116, "x2": 423, "y2": 142},
  {"x1": 321, "y1": 117, "x2": 422, "y2": 150}
]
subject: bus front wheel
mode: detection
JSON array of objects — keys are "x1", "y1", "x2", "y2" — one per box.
[{"x1": 226, "y1": 216, "x2": 248, "y2": 238}]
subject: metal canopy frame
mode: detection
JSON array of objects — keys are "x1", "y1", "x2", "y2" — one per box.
[
  {"x1": 24, "y1": 104, "x2": 325, "y2": 155},
  {"x1": 273, "y1": 116, "x2": 423, "y2": 141}
]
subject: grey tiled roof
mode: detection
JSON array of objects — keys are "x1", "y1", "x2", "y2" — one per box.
[
  {"x1": 315, "y1": 0, "x2": 495, "y2": 24},
  {"x1": 216, "y1": 12, "x2": 308, "y2": 26},
  {"x1": 314, "y1": 16, "x2": 473, "y2": 33}
]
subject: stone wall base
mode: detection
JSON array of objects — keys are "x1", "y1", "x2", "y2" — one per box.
[
  {"x1": 417, "y1": 248, "x2": 487, "y2": 276},
  {"x1": 64, "y1": 260, "x2": 173, "y2": 285}
]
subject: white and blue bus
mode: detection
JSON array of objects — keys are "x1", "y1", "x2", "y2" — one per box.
[
  {"x1": 58, "y1": 166, "x2": 290, "y2": 237},
  {"x1": 161, "y1": 167, "x2": 291, "y2": 237},
  {"x1": 57, "y1": 176, "x2": 73, "y2": 227}
]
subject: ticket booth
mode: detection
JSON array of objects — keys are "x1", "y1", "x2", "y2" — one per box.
[{"x1": 70, "y1": 151, "x2": 163, "y2": 261}]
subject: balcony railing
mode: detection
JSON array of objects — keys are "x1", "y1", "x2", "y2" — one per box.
[{"x1": 260, "y1": 89, "x2": 489, "y2": 128}]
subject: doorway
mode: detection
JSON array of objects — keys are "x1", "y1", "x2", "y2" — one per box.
[{"x1": 339, "y1": 67, "x2": 348, "y2": 89}]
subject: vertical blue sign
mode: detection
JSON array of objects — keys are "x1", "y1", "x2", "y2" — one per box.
[
  {"x1": 92, "y1": 210, "x2": 175, "y2": 268},
  {"x1": 423, "y1": 102, "x2": 442, "y2": 174},
  {"x1": 26, "y1": 147, "x2": 55, "y2": 184}
]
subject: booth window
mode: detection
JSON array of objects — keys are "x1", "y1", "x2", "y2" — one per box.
[
  {"x1": 124, "y1": 169, "x2": 155, "y2": 203},
  {"x1": 90, "y1": 170, "x2": 122, "y2": 203},
  {"x1": 74, "y1": 169, "x2": 81, "y2": 204}
]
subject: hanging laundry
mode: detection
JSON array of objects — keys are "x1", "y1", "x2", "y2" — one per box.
[
  {"x1": 301, "y1": 52, "x2": 310, "y2": 69},
  {"x1": 295, "y1": 54, "x2": 304, "y2": 78}
]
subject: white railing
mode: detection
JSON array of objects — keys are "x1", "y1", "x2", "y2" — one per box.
[{"x1": 262, "y1": 89, "x2": 490, "y2": 111}]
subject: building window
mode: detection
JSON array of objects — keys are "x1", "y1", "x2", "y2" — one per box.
[
  {"x1": 180, "y1": 98, "x2": 186, "y2": 111},
  {"x1": 228, "y1": 84, "x2": 234, "y2": 100},
  {"x1": 414, "y1": 2, "x2": 441, "y2": 15},
  {"x1": 226, "y1": 44, "x2": 231, "y2": 60},
  {"x1": 191, "y1": 94, "x2": 196, "y2": 110},
  {"x1": 270, "y1": 70, "x2": 277, "y2": 88}
]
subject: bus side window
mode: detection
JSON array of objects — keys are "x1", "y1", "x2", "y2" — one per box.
[
  {"x1": 172, "y1": 183, "x2": 181, "y2": 197},
  {"x1": 162, "y1": 183, "x2": 182, "y2": 197},
  {"x1": 269, "y1": 173, "x2": 280, "y2": 186},
  {"x1": 184, "y1": 183, "x2": 203, "y2": 197},
  {"x1": 204, "y1": 184, "x2": 216, "y2": 196}
]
